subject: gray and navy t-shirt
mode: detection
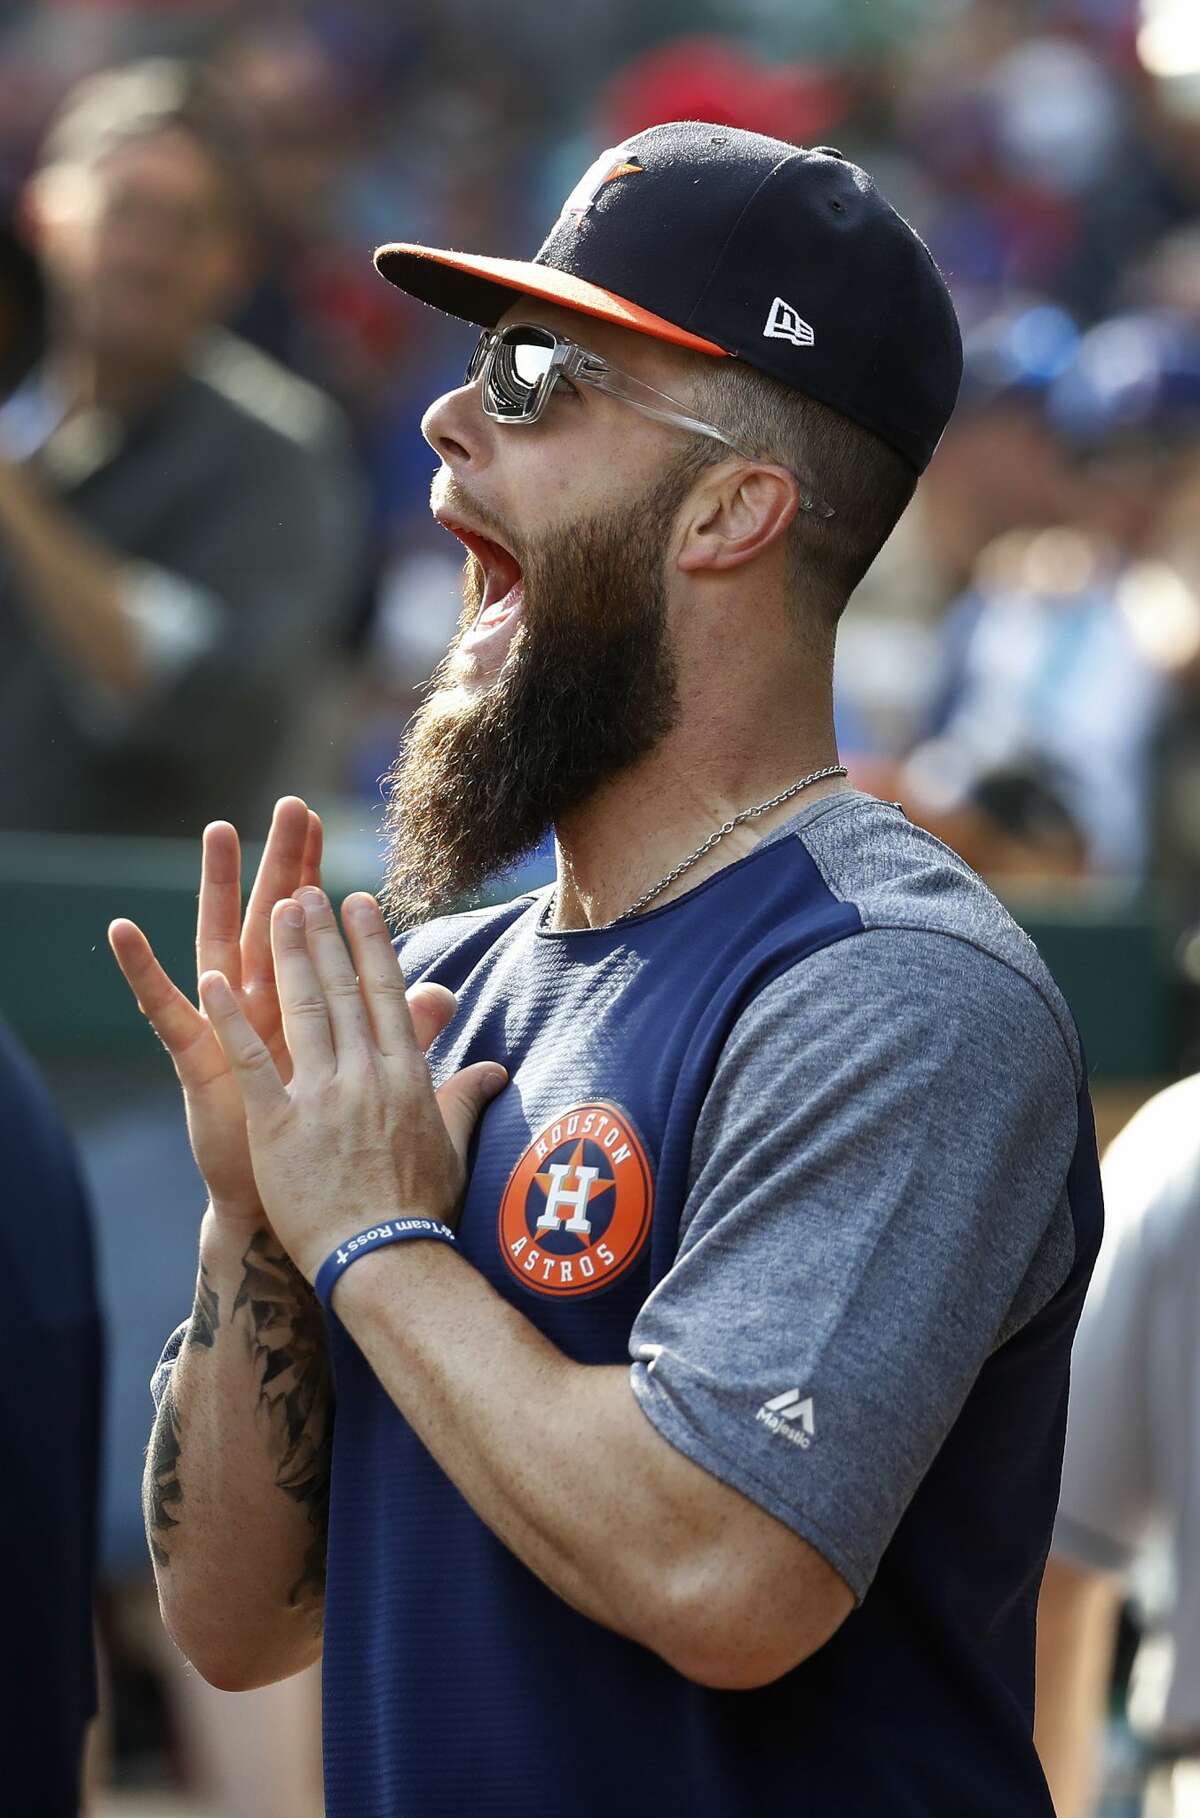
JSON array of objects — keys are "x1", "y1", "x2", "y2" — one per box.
[{"x1": 160, "y1": 790, "x2": 1103, "y2": 1815}]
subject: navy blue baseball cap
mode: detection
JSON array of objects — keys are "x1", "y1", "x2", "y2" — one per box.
[{"x1": 375, "y1": 120, "x2": 963, "y2": 472}]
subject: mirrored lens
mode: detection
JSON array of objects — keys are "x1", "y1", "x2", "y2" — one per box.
[
  {"x1": 488, "y1": 327, "x2": 557, "y2": 419},
  {"x1": 509, "y1": 339, "x2": 554, "y2": 388}
]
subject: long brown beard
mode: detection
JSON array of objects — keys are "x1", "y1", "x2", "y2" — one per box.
[{"x1": 377, "y1": 458, "x2": 703, "y2": 930}]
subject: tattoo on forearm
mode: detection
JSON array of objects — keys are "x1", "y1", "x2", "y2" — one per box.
[
  {"x1": 144, "y1": 1267, "x2": 212, "y2": 1568},
  {"x1": 234, "y1": 1231, "x2": 334, "y2": 1606},
  {"x1": 187, "y1": 1263, "x2": 219, "y2": 1349},
  {"x1": 146, "y1": 1381, "x2": 183, "y2": 1567}
]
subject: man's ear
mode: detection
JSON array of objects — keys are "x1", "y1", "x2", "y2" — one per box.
[{"x1": 676, "y1": 463, "x2": 801, "y2": 575}]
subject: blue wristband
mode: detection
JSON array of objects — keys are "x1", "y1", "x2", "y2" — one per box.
[{"x1": 314, "y1": 1217, "x2": 457, "y2": 1311}]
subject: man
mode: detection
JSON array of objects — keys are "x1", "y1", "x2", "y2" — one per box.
[
  {"x1": 0, "y1": 1019, "x2": 103, "y2": 1814},
  {"x1": 1037, "y1": 1076, "x2": 1200, "y2": 1818},
  {"x1": 0, "y1": 58, "x2": 362, "y2": 836},
  {"x1": 112, "y1": 125, "x2": 1103, "y2": 1816}
]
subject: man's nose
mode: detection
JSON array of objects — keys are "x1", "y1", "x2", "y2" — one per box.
[{"x1": 421, "y1": 384, "x2": 494, "y2": 475}]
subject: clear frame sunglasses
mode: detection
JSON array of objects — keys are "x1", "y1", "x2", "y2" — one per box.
[{"x1": 465, "y1": 323, "x2": 835, "y2": 519}]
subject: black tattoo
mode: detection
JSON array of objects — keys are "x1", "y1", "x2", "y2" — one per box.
[
  {"x1": 234, "y1": 1231, "x2": 334, "y2": 1607},
  {"x1": 186, "y1": 1262, "x2": 220, "y2": 1349},
  {"x1": 146, "y1": 1381, "x2": 183, "y2": 1567}
]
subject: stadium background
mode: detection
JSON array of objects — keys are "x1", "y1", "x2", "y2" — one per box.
[{"x1": 0, "y1": 0, "x2": 1197, "y2": 1812}]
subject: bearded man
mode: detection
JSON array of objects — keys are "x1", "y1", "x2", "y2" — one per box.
[{"x1": 111, "y1": 125, "x2": 1102, "y2": 1818}]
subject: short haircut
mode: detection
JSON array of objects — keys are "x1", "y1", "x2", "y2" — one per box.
[
  {"x1": 687, "y1": 358, "x2": 919, "y2": 634},
  {"x1": 37, "y1": 58, "x2": 251, "y2": 221}
]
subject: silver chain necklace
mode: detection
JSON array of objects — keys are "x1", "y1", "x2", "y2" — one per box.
[{"x1": 554, "y1": 762, "x2": 849, "y2": 931}]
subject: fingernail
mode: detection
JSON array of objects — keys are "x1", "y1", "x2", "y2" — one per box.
[
  {"x1": 297, "y1": 886, "x2": 326, "y2": 909},
  {"x1": 280, "y1": 901, "x2": 304, "y2": 928},
  {"x1": 200, "y1": 971, "x2": 232, "y2": 1004}
]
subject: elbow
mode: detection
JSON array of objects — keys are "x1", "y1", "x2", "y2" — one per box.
[
  {"x1": 659, "y1": 1633, "x2": 812, "y2": 1693},
  {"x1": 172, "y1": 1636, "x2": 320, "y2": 1695},
  {"x1": 159, "y1": 1607, "x2": 321, "y2": 1694},
  {"x1": 643, "y1": 1560, "x2": 853, "y2": 1692},
  {"x1": 645, "y1": 1590, "x2": 837, "y2": 1693},
  {"x1": 184, "y1": 1646, "x2": 282, "y2": 1695},
  {"x1": 196, "y1": 1660, "x2": 306, "y2": 1695},
  {"x1": 189, "y1": 1656, "x2": 261, "y2": 1695}
]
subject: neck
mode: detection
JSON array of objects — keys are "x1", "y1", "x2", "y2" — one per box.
[{"x1": 549, "y1": 710, "x2": 847, "y2": 932}]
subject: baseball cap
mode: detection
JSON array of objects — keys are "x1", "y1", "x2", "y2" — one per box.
[{"x1": 374, "y1": 120, "x2": 963, "y2": 472}]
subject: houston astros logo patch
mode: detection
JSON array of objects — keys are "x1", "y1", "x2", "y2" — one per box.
[{"x1": 498, "y1": 1102, "x2": 653, "y2": 1298}]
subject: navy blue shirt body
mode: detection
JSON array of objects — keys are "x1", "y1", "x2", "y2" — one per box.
[{"x1": 321, "y1": 798, "x2": 1101, "y2": 1815}]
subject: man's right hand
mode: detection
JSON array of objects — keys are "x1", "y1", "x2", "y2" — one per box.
[{"x1": 109, "y1": 796, "x2": 460, "y2": 1227}]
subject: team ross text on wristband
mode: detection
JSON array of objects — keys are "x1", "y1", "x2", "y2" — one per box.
[{"x1": 314, "y1": 1217, "x2": 458, "y2": 1311}]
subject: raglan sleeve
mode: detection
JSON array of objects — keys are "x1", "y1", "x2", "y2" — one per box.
[{"x1": 627, "y1": 927, "x2": 1080, "y2": 1602}]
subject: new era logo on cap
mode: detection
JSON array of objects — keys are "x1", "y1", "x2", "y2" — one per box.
[{"x1": 764, "y1": 296, "x2": 815, "y2": 348}]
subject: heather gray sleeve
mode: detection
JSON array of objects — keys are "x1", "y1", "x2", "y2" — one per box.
[{"x1": 628, "y1": 928, "x2": 1079, "y2": 1601}]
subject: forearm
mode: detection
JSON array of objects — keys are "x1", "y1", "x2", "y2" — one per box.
[
  {"x1": 0, "y1": 459, "x2": 148, "y2": 698},
  {"x1": 146, "y1": 1207, "x2": 333, "y2": 1689},
  {"x1": 332, "y1": 1241, "x2": 733, "y2": 1672}
]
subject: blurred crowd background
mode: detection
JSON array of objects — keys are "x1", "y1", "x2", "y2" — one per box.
[{"x1": 1, "y1": 0, "x2": 1198, "y2": 1814}]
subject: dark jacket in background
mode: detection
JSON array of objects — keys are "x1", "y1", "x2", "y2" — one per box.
[{"x1": 0, "y1": 1018, "x2": 103, "y2": 1814}]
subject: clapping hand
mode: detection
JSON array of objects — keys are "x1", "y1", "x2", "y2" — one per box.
[
  {"x1": 108, "y1": 798, "x2": 468, "y2": 1233},
  {"x1": 194, "y1": 885, "x2": 507, "y2": 1283}
]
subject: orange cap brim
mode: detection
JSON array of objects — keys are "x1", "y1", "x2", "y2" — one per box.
[{"x1": 373, "y1": 242, "x2": 730, "y2": 360}]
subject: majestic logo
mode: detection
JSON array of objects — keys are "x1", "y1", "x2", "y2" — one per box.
[
  {"x1": 497, "y1": 1101, "x2": 653, "y2": 1298},
  {"x1": 557, "y1": 145, "x2": 645, "y2": 230},
  {"x1": 763, "y1": 296, "x2": 815, "y2": 348},
  {"x1": 756, "y1": 1389, "x2": 815, "y2": 1448}
]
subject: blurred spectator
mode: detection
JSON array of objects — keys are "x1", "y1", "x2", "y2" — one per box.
[
  {"x1": 905, "y1": 524, "x2": 1170, "y2": 872},
  {"x1": 0, "y1": 1017, "x2": 103, "y2": 1817},
  {"x1": 0, "y1": 57, "x2": 365, "y2": 838},
  {"x1": 901, "y1": 312, "x2": 1200, "y2": 876},
  {"x1": 835, "y1": 300, "x2": 1086, "y2": 764},
  {"x1": 1036, "y1": 1075, "x2": 1200, "y2": 1818},
  {"x1": 929, "y1": 762, "x2": 1091, "y2": 881},
  {"x1": 218, "y1": 22, "x2": 408, "y2": 445}
]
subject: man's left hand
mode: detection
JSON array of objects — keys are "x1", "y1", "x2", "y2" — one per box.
[{"x1": 198, "y1": 885, "x2": 507, "y2": 1284}]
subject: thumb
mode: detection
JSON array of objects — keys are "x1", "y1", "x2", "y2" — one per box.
[{"x1": 436, "y1": 1062, "x2": 507, "y2": 1163}]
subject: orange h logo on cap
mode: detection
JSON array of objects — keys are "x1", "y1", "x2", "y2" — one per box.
[{"x1": 558, "y1": 146, "x2": 645, "y2": 229}]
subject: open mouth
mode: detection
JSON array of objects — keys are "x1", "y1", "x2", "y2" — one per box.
[{"x1": 439, "y1": 520, "x2": 525, "y2": 674}]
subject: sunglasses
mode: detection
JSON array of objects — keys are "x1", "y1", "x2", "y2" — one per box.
[{"x1": 465, "y1": 323, "x2": 835, "y2": 518}]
